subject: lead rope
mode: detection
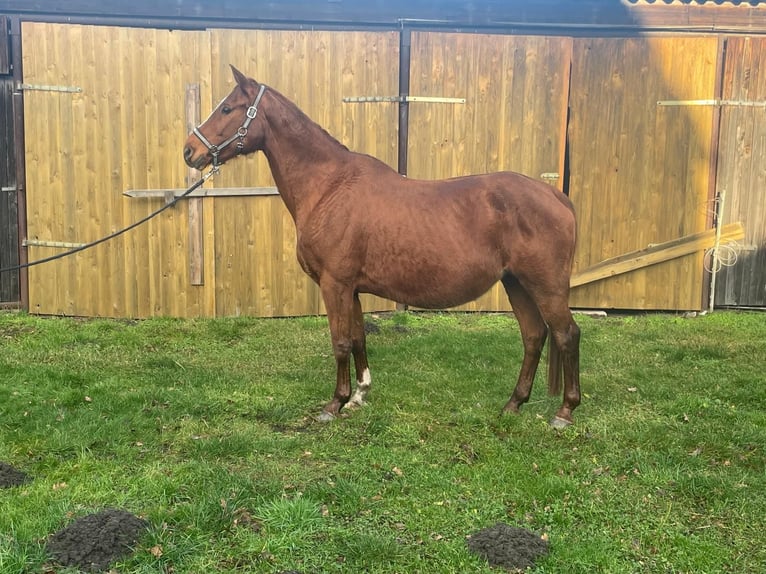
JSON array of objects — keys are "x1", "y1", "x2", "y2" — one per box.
[{"x1": 0, "y1": 165, "x2": 220, "y2": 274}]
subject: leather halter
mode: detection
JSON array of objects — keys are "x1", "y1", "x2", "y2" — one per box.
[{"x1": 192, "y1": 83, "x2": 267, "y2": 167}]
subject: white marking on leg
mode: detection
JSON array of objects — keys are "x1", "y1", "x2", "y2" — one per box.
[{"x1": 348, "y1": 368, "x2": 372, "y2": 407}]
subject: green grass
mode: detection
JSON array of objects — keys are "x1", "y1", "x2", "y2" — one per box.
[{"x1": 1, "y1": 310, "x2": 765, "y2": 573}]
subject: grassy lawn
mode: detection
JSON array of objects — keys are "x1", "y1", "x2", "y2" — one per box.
[{"x1": 1, "y1": 310, "x2": 764, "y2": 573}]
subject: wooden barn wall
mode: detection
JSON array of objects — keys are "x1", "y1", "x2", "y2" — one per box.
[
  {"x1": 18, "y1": 22, "x2": 738, "y2": 317},
  {"x1": 207, "y1": 29, "x2": 399, "y2": 317},
  {"x1": 22, "y1": 22, "x2": 213, "y2": 317},
  {"x1": 0, "y1": 77, "x2": 19, "y2": 303},
  {"x1": 567, "y1": 37, "x2": 719, "y2": 310},
  {"x1": 715, "y1": 36, "x2": 766, "y2": 307},
  {"x1": 407, "y1": 32, "x2": 571, "y2": 312}
]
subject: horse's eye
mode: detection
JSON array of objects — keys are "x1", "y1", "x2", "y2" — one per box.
[{"x1": 221, "y1": 105, "x2": 232, "y2": 115}]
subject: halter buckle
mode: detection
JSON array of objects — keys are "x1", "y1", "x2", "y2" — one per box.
[
  {"x1": 246, "y1": 105, "x2": 258, "y2": 119},
  {"x1": 204, "y1": 163, "x2": 221, "y2": 180}
]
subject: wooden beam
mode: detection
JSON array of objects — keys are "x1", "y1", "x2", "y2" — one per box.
[
  {"x1": 571, "y1": 222, "x2": 745, "y2": 288},
  {"x1": 124, "y1": 187, "x2": 279, "y2": 198},
  {"x1": 186, "y1": 83, "x2": 204, "y2": 286}
]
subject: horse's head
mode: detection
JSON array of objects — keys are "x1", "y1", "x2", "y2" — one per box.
[{"x1": 183, "y1": 66, "x2": 267, "y2": 170}]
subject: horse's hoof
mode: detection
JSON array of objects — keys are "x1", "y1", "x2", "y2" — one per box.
[
  {"x1": 317, "y1": 411, "x2": 336, "y2": 423},
  {"x1": 550, "y1": 416, "x2": 572, "y2": 429}
]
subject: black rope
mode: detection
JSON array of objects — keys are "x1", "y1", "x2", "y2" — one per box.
[{"x1": 0, "y1": 172, "x2": 212, "y2": 275}]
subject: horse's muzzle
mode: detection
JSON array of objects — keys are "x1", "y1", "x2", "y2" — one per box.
[{"x1": 183, "y1": 144, "x2": 210, "y2": 170}]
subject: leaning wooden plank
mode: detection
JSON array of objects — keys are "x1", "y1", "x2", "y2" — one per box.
[
  {"x1": 570, "y1": 222, "x2": 745, "y2": 288},
  {"x1": 124, "y1": 187, "x2": 279, "y2": 198}
]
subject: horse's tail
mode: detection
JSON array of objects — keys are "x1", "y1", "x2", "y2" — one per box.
[{"x1": 547, "y1": 335, "x2": 563, "y2": 396}]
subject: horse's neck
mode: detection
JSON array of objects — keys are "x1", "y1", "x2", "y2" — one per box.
[{"x1": 262, "y1": 92, "x2": 348, "y2": 221}]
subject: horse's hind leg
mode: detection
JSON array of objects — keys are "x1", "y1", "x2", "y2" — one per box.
[
  {"x1": 538, "y1": 296, "x2": 581, "y2": 427},
  {"x1": 348, "y1": 293, "x2": 372, "y2": 408},
  {"x1": 500, "y1": 273, "x2": 547, "y2": 414},
  {"x1": 551, "y1": 316, "x2": 581, "y2": 427}
]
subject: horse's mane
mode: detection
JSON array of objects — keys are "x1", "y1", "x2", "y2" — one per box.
[{"x1": 267, "y1": 86, "x2": 349, "y2": 153}]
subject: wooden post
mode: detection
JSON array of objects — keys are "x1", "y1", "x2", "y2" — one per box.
[
  {"x1": 396, "y1": 28, "x2": 411, "y2": 312},
  {"x1": 701, "y1": 36, "x2": 726, "y2": 310},
  {"x1": 185, "y1": 83, "x2": 204, "y2": 286},
  {"x1": 11, "y1": 16, "x2": 28, "y2": 311}
]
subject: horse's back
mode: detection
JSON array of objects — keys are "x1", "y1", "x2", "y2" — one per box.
[
  {"x1": 362, "y1": 167, "x2": 576, "y2": 249},
  {"x1": 361, "y1": 161, "x2": 573, "y2": 218}
]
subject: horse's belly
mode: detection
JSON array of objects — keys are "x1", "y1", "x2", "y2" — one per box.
[{"x1": 364, "y1": 263, "x2": 502, "y2": 309}]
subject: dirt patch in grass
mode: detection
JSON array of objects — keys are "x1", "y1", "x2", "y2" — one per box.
[
  {"x1": 467, "y1": 523, "x2": 549, "y2": 571},
  {"x1": 0, "y1": 461, "x2": 31, "y2": 488},
  {"x1": 46, "y1": 509, "x2": 149, "y2": 572}
]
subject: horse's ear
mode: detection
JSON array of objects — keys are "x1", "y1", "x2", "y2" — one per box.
[{"x1": 230, "y1": 65, "x2": 249, "y2": 88}]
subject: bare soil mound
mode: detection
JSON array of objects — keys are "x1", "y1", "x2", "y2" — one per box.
[
  {"x1": 467, "y1": 522, "x2": 549, "y2": 571},
  {"x1": 46, "y1": 508, "x2": 149, "y2": 572},
  {"x1": 0, "y1": 461, "x2": 30, "y2": 488}
]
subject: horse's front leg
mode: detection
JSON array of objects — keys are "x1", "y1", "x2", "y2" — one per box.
[
  {"x1": 500, "y1": 274, "x2": 547, "y2": 414},
  {"x1": 347, "y1": 293, "x2": 371, "y2": 408},
  {"x1": 317, "y1": 280, "x2": 356, "y2": 422}
]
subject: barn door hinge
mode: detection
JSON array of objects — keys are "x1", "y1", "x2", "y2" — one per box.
[
  {"x1": 343, "y1": 95, "x2": 465, "y2": 104},
  {"x1": 16, "y1": 82, "x2": 82, "y2": 94},
  {"x1": 1, "y1": 185, "x2": 16, "y2": 192},
  {"x1": 23, "y1": 238, "x2": 86, "y2": 249},
  {"x1": 657, "y1": 99, "x2": 766, "y2": 108}
]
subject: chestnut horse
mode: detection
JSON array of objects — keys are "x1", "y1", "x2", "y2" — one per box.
[{"x1": 184, "y1": 66, "x2": 581, "y2": 427}]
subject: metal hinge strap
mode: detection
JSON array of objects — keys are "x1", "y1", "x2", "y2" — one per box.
[
  {"x1": 657, "y1": 99, "x2": 766, "y2": 107},
  {"x1": 17, "y1": 82, "x2": 82, "y2": 94},
  {"x1": 407, "y1": 96, "x2": 466, "y2": 103},
  {"x1": 343, "y1": 95, "x2": 465, "y2": 104},
  {"x1": 23, "y1": 239, "x2": 87, "y2": 249}
]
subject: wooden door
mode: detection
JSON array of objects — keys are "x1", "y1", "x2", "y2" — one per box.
[
  {"x1": 407, "y1": 32, "x2": 572, "y2": 311},
  {"x1": 1, "y1": 13, "x2": 16, "y2": 303},
  {"x1": 0, "y1": 77, "x2": 19, "y2": 304},
  {"x1": 22, "y1": 22, "x2": 213, "y2": 317},
  {"x1": 568, "y1": 37, "x2": 719, "y2": 310},
  {"x1": 21, "y1": 23, "x2": 399, "y2": 318},
  {"x1": 714, "y1": 36, "x2": 766, "y2": 307}
]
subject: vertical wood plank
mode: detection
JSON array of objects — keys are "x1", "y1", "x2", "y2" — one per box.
[
  {"x1": 185, "y1": 83, "x2": 204, "y2": 286},
  {"x1": 0, "y1": 16, "x2": 9, "y2": 75}
]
